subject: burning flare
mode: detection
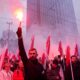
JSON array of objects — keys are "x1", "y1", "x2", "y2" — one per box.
[{"x1": 15, "y1": 9, "x2": 23, "y2": 21}]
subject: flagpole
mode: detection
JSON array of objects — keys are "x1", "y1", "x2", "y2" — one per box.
[
  {"x1": 66, "y1": 46, "x2": 74, "y2": 80},
  {"x1": 58, "y1": 41, "x2": 65, "y2": 71},
  {"x1": 69, "y1": 46, "x2": 74, "y2": 80},
  {"x1": 62, "y1": 54, "x2": 65, "y2": 71},
  {"x1": 70, "y1": 57, "x2": 74, "y2": 80},
  {"x1": 45, "y1": 36, "x2": 50, "y2": 70}
]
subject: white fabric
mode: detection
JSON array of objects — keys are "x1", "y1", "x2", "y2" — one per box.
[{"x1": 0, "y1": 70, "x2": 13, "y2": 80}]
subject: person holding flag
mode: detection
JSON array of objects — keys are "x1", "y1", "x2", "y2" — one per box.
[
  {"x1": 46, "y1": 36, "x2": 50, "y2": 56},
  {"x1": 65, "y1": 46, "x2": 75, "y2": 80},
  {"x1": 58, "y1": 41, "x2": 66, "y2": 78},
  {"x1": 58, "y1": 41, "x2": 63, "y2": 56},
  {"x1": 71, "y1": 55, "x2": 80, "y2": 80}
]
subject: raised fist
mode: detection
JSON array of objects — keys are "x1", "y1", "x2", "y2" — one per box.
[{"x1": 16, "y1": 27, "x2": 22, "y2": 38}]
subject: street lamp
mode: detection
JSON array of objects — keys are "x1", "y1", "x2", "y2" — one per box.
[{"x1": 7, "y1": 21, "x2": 13, "y2": 53}]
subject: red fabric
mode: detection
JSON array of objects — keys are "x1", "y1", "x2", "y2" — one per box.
[
  {"x1": 5, "y1": 48, "x2": 9, "y2": 58},
  {"x1": 74, "y1": 44, "x2": 78, "y2": 56},
  {"x1": 12, "y1": 54, "x2": 17, "y2": 61},
  {"x1": 0, "y1": 48, "x2": 9, "y2": 70},
  {"x1": 13, "y1": 70, "x2": 24, "y2": 80},
  {"x1": 42, "y1": 53, "x2": 46, "y2": 64},
  {"x1": 58, "y1": 41, "x2": 63, "y2": 56},
  {"x1": 0, "y1": 55, "x2": 1, "y2": 60},
  {"x1": 66, "y1": 46, "x2": 71, "y2": 66},
  {"x1": 26, "y1": 14, "x2": 31, "y2": 30},
  {"x1": 46, "y1": 36, "x2": 50, "y2": 55},
  {"x1": 30, "y1": 36, "x2": 34, "y2": 49}
]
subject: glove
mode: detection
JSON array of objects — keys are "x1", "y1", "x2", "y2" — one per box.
[{"x1": 16, "y1": 27, "x2": 22, "y2": 38}]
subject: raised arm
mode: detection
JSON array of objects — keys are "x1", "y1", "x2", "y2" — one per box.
[{"x1": 16, "y1": 27, "x2": 28, "y2": 64}]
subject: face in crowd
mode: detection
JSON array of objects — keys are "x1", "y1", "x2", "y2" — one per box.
[
  {"x1": 28, "y1": 48, "x2": 38, "y2": 60},
  {"x1": 3, "y1": 62, "x2": 11, "y2": 72},
  {"x1": 18, "y1": 60, "x2": 24, "y2": 70},
  {"x1": 71, "y1": 56, "x2": 77, "y2": 63}
]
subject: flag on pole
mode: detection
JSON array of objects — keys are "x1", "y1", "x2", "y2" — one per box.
[
  {"x1": 46, "y1": 36, "x2": 50, "y2": 55},
  {"x1": 58, "y1": 41, "x2": 63, "y2": 56},
  {"x1": 74, "y1": 44, "x2": 78, "y2": 56},
  {"x1": 30, "y1": 36, "x2": 35, "y2": 49},
  {"x1": 26, "y1": 14, "x2": 31, "y2": 30},
  {"x1": 0, "y1": 47, "x2": 8, "y2": 70},
  {"x1": 5, "y1": 49, "x2": 9, "y2": 59},
  {"x1": 66, "y1": 46, "x2": 74, "y2": 80},
  {"x1": 66, "y1": 46, "x2": 71, "y2": 66},
  {"x1": 11, "y1": 54, "x2": 17, "y2": 61},
  {"x1": 42, "y1": 53, "x2": 46, "y2": 65}
]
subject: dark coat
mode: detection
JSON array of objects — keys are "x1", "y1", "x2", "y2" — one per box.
[
  {"x1": 46, "y1": 65, "x2": 61, "y2": 80},
  {"x1": 72, "y1": 61, "x2": 80, "y2": 80},
  {"x1": 18, "y1": 38, "x2": 47, "y2": 80}
]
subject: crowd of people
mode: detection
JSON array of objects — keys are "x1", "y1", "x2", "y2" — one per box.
[{"x1": 0, "y1": 27, "x2": 80, "y2": 80}]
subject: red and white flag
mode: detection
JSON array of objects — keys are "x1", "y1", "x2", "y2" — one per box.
[
  {"x1": 30, "y1": 36, "x2": 35, "y2": 49},
  {"x1": 58, "y1": 41, "x2": 63, "y2": 56},
  {"x1": 26, "y1": 14, "x2": 31, "y2": 30},
  {"x1": 46, "y1": 36, "x2": 50, "y2": 55},
  {"x1": 42, "y1": 53, "x2": 46, "y2": 65},
  {"x1": 66, "y1": 46, "x2": 71, "y2": 66}
]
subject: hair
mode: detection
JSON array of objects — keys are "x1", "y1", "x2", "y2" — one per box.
[
  {"x1": 71, "y1": 55, "x2": 77, "y2": 59},
  {"x1": 52, "y1": 59, "x2": 58, "y2": 65},
  {"x1": 2, "y1": 61, "x2": 10, "y2": 69},
  {"x1": 28, "y1": 48, "x2": 37, "y2": 54}
]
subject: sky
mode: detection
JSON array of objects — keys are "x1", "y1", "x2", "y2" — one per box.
[
  {"x1": 0, "y1": 0, "x2": 80, "y2": 57},
  {"x1": 0, "y1": 0, "x2": 26, "y2": 37}
]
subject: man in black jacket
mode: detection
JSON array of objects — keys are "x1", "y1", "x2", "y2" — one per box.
[{"x1": 16, "y1": 27, "x2": 47, "y2": 80}]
